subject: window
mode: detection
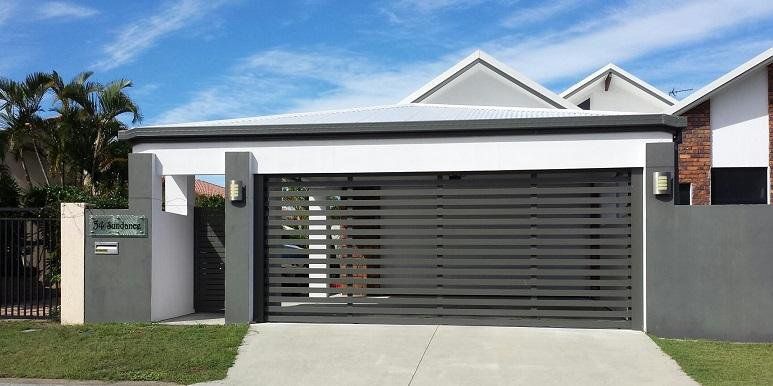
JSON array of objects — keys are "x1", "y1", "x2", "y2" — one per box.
[
  {"x1": 578, "y1": 98, "x2": 591, "y2": 110},
  {"x1": 676, "y1": 183, "x2": 691, "y2": 205},
  {"x1": 711, "y1": 167, "x2": 767, "y2": 205}
]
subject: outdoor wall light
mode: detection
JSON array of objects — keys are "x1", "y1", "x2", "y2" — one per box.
[
  {"x1": 652, "y1": 171, "x2": 672, "y2": 196},
  {"x1": 229, "y1": 179, "x2": 244, "y2": 202}
]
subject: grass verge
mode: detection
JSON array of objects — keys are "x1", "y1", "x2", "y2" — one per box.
[
  {"x1": 651, "y1": 335, "x2": 773, "y2": 385},
  {"x1": 0, "y1": 320, "x2": 248, "y2": 385}
]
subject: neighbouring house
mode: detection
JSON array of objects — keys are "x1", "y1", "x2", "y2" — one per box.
[
  {"x1": 666, "y1": 48, "x2": 773, "y2": 206},
  {"x1": 59, "y1": 47, "x2": 773, "y2": 343},
  {"x1": 194, "y1": 179, "x2": 225, "y2": 197}
]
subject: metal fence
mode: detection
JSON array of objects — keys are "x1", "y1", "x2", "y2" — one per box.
[{"x1": 0, "y1": 208, "x2": 60, "y2": 319}]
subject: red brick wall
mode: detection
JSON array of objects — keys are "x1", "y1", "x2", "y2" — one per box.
[
  {"x1": 769, "y1": 64, "x2": 773, "y2": 204},
  {"x1": 678, "y1": 101, "x2": 712, "y2": 205}
]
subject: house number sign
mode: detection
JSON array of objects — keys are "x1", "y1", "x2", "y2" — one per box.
[{"x1": 89, "y1": 215, "x2": 148, "y2": 237}]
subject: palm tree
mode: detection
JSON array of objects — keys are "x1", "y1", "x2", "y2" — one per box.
[
  {"x1": 49, "y1": 72, "x2": 141, "y2": 191},
  {"x1": 0, "y1": 72, "x2": 53, "y2": 187}
]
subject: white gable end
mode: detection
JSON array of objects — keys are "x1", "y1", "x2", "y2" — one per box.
[
  {"x1": 417, "y1": 62, "x2": 557, "y2": 108},
  {"x1": 562, "y1": 64, "x2": 676, "y2": 113},
  {"x1": 402, "y1": 50, "x2": 578, "y2": 109}
]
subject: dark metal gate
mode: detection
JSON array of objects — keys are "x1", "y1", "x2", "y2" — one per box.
[
  {"x1": 194, "y1": 207, "x2": 225, "y2": 313},
  {"x1": 263, "y1": 170, "x2": 639, "y2": 328},
  {"x1": 0, "y1": 208, "x2": 60, "y2": 319}
]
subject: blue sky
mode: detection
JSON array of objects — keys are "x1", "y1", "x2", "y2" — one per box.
[{"x1": 3, "y1": 0, "x2": 773, "y2": 125}]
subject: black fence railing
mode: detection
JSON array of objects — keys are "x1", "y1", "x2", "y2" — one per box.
[{"x1": 0, "y1": 208, "x2": 60, "y2": 319}]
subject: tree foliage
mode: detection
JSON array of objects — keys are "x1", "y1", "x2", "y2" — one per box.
[{"x1": 0, "y1": 70, "x2": 142, "y2": 203}]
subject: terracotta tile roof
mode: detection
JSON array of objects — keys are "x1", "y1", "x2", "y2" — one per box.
[{"x1": 195, "y1": 179, "x2": 225, "y2": 197}]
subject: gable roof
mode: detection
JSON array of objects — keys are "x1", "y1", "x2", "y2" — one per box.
[
  {"x1": 400, "y1": 50, "x2": 579, "y2": 110},
  {"x1": 666, "y1": 47, "x2": 773, "y2": 115},
  {"x1": 561, "y1": 63, "x2": 677, "y2": 106}
]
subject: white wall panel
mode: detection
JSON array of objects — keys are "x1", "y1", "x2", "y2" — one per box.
[
  {"x1": 711, "y1": 68, "x2": 769, "y2": 168},
  {"x1": 135, "y1": 132, "x2": 673, "y2": 176}
]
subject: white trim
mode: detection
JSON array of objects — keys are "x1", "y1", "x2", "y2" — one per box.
[
  {"x1": 560, "y1": 63, "x2": 677, "y2": 105},
  {"x1": 666, "y1": 47, "x2": 773, "y2": 115},
  {"x1": 400, "y1": 50, "x2": 579, "y2": 110},
  {"x1": 641, "y1": 170, "x2": 647, "y2": 332}
]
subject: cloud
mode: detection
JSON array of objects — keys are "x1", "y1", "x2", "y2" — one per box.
[
  {"x1": 37, "y1": 2, "x2": 98, "y2": 19},
  {"x1": 488, "y1": 0, "x2": 773, "y2": 85},
  {"x1": 153, "y1": 49, "x2": 453, "y2": 124},
  {"x1": 94, "y1": 0, "x2": 229, "y2": 71},
  {"x1": 154, "y1": 0, "x2": 773, "y2": 124},
  {"x1": 392, "y1": 0, "x2": 488, "y2": 13},
  {"x1": 500, "y1": 0, "x2": 580, "y2": 28}
]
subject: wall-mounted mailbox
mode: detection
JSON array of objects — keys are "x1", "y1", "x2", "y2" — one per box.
[
  {"x1": 653, "y1": 171, "x2": 673, "y2": 195},
  {"x1": 94, "y1": 241, "x2": 119, "y2": 255},
  {"x1": 229, "y1": 179, "x2": 244, "y2": 202}
]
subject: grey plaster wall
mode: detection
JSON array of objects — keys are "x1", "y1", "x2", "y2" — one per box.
[
  {"x1": 224, "y1": 152, "x2": 256, "y2": 323},
  {"x1": 83, "y1": 153, "x2": 156, "y2": 322},
  {"x1": 646, "y1": 142, "x2": 773, "y2": 342}
]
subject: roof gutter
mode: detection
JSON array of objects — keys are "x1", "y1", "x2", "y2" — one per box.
[{"x1": 119, "y1": 114, "x2": 686, "y2": 144}]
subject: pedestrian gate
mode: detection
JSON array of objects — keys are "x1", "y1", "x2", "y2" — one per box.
[{"x1": 264, "y1": 170, "x2": 638, "y2": 328}]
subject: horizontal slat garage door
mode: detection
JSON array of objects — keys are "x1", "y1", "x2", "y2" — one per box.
[{"x1": 264, "y1": 170, "x2": 635, "y2": 328}]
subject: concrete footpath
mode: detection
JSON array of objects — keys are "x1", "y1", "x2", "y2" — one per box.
[{"x1": 201, "y1": 323, "x2": 698, "y2": 386}]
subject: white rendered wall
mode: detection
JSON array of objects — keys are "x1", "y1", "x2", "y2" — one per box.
[
  {"x1": 565, "y1": 76, "x2": 670, "y2": 113},
  {"x1": 60, "y1": 203, "x2": 87, "y2": 324},
  {"x1": 150, "y1": 175, "x2": 195, "y2": 321},
  {"x1": 135, "y1": 132, "x2": 673, "y2": 176},
  {"x1": 711, "y1": 68, "x2": 769, "y2": 168},
  {"x1": 419, "y1": 63, "x2": 556, "y2": 108}
]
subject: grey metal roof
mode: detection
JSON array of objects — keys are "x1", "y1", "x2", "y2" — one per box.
[
  {"x1": 139, "y1": 104, "x2": 632, "y2": 128},
  {"x1": 121, "y1": 103, "x2": 685, "y2": 143}
]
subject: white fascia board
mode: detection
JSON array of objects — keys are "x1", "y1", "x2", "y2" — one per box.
[
  {"x1": 400, "y1": 50, "x2": 580, "y2": 110},
  {"x1": 666, "y1": 47, "x2": 773, "y2": 115},
  {"x1": 561, "y1": 63, "x2": 677, "y2": 105}
]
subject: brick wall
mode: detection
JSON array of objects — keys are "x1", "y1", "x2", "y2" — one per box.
[
  {"x1": 769, "y1": 64, "x2": 773, "y2": 204},
  {"x1": 678, "y1": 101, "x2": 711, "y2": 205}
]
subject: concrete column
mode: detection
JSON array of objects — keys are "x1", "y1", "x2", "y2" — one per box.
[
  {"x1": 225, "y1": 152, "x2": 257, "y2": 323},
  {"x1": 60, "y1": 203, "x2": 87, "y2": 325},
  {"x1": 84, "y1": 153, "x2": 156, "y2": 322},
  {"x1": 644, "y1": 142, "x2": 676, "y2": 332}
]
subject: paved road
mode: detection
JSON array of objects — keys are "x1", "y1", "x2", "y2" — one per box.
[{"x1": 200, "y1": 323, "x2": 697, "y2": 386}]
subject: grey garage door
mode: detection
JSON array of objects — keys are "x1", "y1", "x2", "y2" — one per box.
[{"x1": 264, "y1": 170, "x2": 639, "y2": 328}]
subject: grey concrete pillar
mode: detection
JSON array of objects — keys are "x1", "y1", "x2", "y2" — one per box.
[
  {"x1": 644, "y1": 142, "x2": 676, "y2": 332},
  {"x1": 84, "y1": 153, "x2": 156, "y2": 322},
  {"x1": 225, "y1": 152, "x2": 257, "y2": 323}
]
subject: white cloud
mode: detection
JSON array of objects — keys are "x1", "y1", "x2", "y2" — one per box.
[
  {"x1": 500, "y1": 0, "x2": 579, "y2": 28},
  {"x1": 94, "y1": 0, "x2": 228, "y2": 71},
  {"x1": 37, "y1": 2, "x2": 98, "y2": 19},
  {"x1": 0, "y1": 1, "x2": 15, "y2": 25},
  {"x1": 488, "y1": 0, "x2": 773, "y2": 85},
  {"x1": 153, "y1": 49, "x2": 453, "y2": 124},
  {"x1": 154, "y1": 0, "x2": 773, "y2": 124}
]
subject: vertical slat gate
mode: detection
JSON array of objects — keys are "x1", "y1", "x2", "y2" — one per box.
[
  {"x1": 264, "y1": 170, "x2": 635, "y2": 328},
  {"x1": 0, "y1": 209, "x2": 60, "y2": 319},
  {"x1": 194, "y1": 207, "x2": 226, "y2": 313}
]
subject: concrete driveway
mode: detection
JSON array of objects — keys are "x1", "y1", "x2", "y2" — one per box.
[{"x1": 203, "y1": 323, "x2": 696, "y2": 386}]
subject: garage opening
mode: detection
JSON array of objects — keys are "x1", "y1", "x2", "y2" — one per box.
[{"x1": 263, "y1": 169, "x2": 637, "y2": 328}]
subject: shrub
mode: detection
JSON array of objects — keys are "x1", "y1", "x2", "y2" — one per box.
[
  {"x1": 196, "y1": 194, "x2": 225, "y2": 208},
  {"x1": 0, "y1": 166, "x2": 20, "y2": 207}
]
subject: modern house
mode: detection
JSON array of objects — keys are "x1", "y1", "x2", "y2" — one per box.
[{"x1": 61, "y1": 47, "x2": 773, "y2": 342}]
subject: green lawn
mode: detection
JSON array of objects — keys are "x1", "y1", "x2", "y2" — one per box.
[
  {"x1": 0, "y1": 321, "x2": 248, "y2": 385},
  {"x1": 652, "y1": 336, "x2": 773, "y2": 386}
]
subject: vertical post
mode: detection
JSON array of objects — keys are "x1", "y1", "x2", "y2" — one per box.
[
  {"x1": 60, "y1": 203, "x2": 87, "y2": 324},
  {"x1": 630, "y1": 169, "x2": 643, "y2": 330},
  {"x1": 225, "y1": 152, "x2": 256, "y2": 323},
  {"x1": 643, "y1": 142, "x2": 676, "y2": 332},
  {"x1": 254, "y1": 176, "x2": 266, "y2": 322}
]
